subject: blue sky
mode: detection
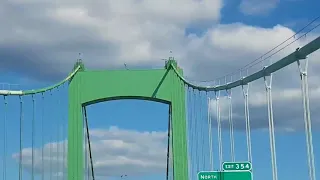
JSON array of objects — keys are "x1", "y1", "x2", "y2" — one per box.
[{"x1": 0, "y1": 0, "x2": 320, "y2": 180}]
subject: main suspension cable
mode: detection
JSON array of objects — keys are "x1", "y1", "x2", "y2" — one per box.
[{"x1": 188, "y1": 15, "x2": 320, "y2": 83}]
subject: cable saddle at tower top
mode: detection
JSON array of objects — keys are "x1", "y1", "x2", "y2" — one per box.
[{"x1": 0, "y1": 35, "x2": 319, "y2": 96}]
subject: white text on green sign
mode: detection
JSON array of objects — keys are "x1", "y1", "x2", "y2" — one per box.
[
  {"x1": 222, "y1": 162, "x2": 252, "y2": 171},
  {"x1": 198, "y1": 172, "x2": 219, "y2": 180}
]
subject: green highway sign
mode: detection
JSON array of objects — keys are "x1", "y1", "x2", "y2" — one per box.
[
  {"x1": 222, "y1": 162, "x2": 252, "y2": 171},
  {"x1": 197, "y1": 171, "x2": 252, "y2": 180}
]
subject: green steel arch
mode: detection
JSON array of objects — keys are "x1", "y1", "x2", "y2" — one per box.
[{"x1": 68, "y1": 59, "x2": 188, "y2": 180}]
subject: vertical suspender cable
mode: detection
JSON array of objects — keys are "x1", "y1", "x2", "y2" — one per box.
[
  {"x1": 304, "y1": 67, "x2": 316, "y2": 180},
  {"x1": 60, "y1": 88, "x2": 64, "y2": 180},
  {"x1": 215, "y1": 90, "x2": 223, "y2": 170},
  {"x1": 190, "y1": 88, "x2": 195, "y2": 179},
  {"x1": 60, "y1": 126, "x2": 64, "y2": 180},
  {"x1": 83, "y1": 107, "x2": 88, "y2": 180},
  {"x1": 185, "y1": 86, "x2": 191, "y2": 180},
  {"x1": 264, "y1": 72, "x2": 278, "y2": 180},
  {"x1": 179, "y1": 79, "x2": 184, "y2": 176},
  {"x1": 49, "y1": 136, "x2": 52, "y2": 180},
  {"x1": 195, "y1": 90, "x2": 200, "y2": 172},
  {"x1": 170, "y1": 104, "x2": 174, "y2": 180},
  {"x1": 186, "y1": 87, "x2": 190, "y2": 180},
  {"x1": 204, "y1": 92, "x2": 208, "y2": 170},
  {"x1": 166, "y1": 99, "x2": 172, "y2": 180},
  {"x1": 198, "y1": 90, "x2": 201, "y2": 172},
  {"x1": 19, "y1": 95, "x2": 23, "y2": 180},
  {"x1": 200, "y1": 91, "x2": 205, "y2": 170},
  {"x1": 41, "y1": 93, "x2": 45, "y2": 180},
  {"x1": 169, "y1": 70, "x2": 174, "y2": 180},
  {"x1": 56, "y1": 90, "x2": 60, "y2": 180},
  {"x1": 49, "y1": 91, "x2": 52, "y2": 180},
  {"x1": 3, "y1": 95, "x2": 7, "y2": 180},
  {"x1": 63, "y1": 124, "x2": 66, "y2": 180},
  {"x1": 179, "y1": 79, "x2": 185, "y2": 176},
  {"x1": 32, "y1": 95, "x2": 35, "y2": 180},
  {"x1": 207, "y1": 95, "x2": 213, "y2": 171},
  {"x1": 226, "y1": 89, "x2": 235, "y2": 162},
  {"x1": 83, "y1": 106, "x2": 95, "y2": 180},
  {"x1": 62, "y1": 84, "x2": 66, "y2": 180},
  {"x1": 297, "y1": 59, "x2": 316, "y2": 180},
  {"x1": 242, "y1": 83, "x2": 252, "y2": 163}
]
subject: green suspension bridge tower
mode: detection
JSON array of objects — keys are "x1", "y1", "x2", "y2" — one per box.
[{"x1": 68, "y1": 57, "x2": 189, "y2": 180}]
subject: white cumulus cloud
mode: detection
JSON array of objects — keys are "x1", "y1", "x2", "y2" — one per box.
[
  {"x1": 239, "y1": 0, "x2": 279, "y2": 15},
  {"x1": 12, "y1": 126, "x2": 169, "y2": 177}
]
